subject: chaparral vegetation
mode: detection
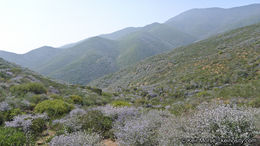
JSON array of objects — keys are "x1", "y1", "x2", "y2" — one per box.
[{"x1": 0, "y1": 4, "x2": 260, "y2": 146}]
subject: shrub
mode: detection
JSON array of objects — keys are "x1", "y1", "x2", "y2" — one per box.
[
  {"x1": 0, "y1": 101, "x2": 11, "y2": 112},
  {"x1": 0, "y1": 127, "x2": 26, "y2": 146},
  {"x1": 196, "y1": 90, "x2": 210, "y2": 97},
  {"x1": 80, "y1": 110, "x2": 113, "y2": 138},
  {"x1": 0, "y1": 113, "x2": 4, "y2": 125},
  {"x1": 113, "y1": 110, "x2": 172, "y2": 146},
  {"x1": 52, "y1": 109, "x2": 86, "y2": 133},
  {"x1": 31, "y1": 118, "x2": 47, "y2": 135},
  {"x1": 49, "y1": 131, "x2": 102, "y2": 146},
  {"x1": 20, "y1": 99, "x2": 34, "y2": 111},
  {"x1": 248, "y1": 97, "x2": 260, "y2": 108},
  {"x1": 111, "y1": 100, "x2": 131, "y2": 107},
  {"x1": 93, "y1": 105, "x2": 141, "y2": 123},
  {"x1": 34, "y1": 99, "x2": 74, "y2": 117},
  {"x1": 5, "y1": 114, "x2": 48, "y2": 133},
  {"x1": 26, "y1": 83, "x2": 47, "y2": 94},
  {"x1": 83, "y1": 95, "x2": 110, "y2": 106},
  {"x1": 69, "y1": 95, "x2": 83, "y2": 104},
  {"x1": 134, "y1": 98, "x2": 149, "y2": 106},
  {"x1": 53, "y1": 110, "x2": 113, "y2": 138},
  {"x1": 10, "y1": 82, "x2": 47, "y2": 95},
  {"x1": 158, "y1": 116, "x2": 181, "y2": 146},
  {"x1": 102, "y1": 92, "x2": 113, "y2": 97},
  {"x1": 0, "y1": 108, "x2": 22, "y2": 123},
  {"x1": 9, "y1": 108, "x2": 22, "y2": 120},
  {"x1": 86, "y1": 86, "x2": 102, "y2": 95},
  {"x1": 27, "y1": 95, "x2": 48, "y2": 104},
  {"x1": 179, "y1": 103, "x2": 259, "y2": 145},
  {"x1": 50, "y1": 94, "x2": 63, "y2": 100}
]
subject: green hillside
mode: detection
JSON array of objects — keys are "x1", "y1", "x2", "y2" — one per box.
[
  {"x1": 91, "y1": 23, "x2": 260, "y2": 110},
  {"x1": 0, "y1": 58, "x2": 120, "y2": 145},
  {"x1": 116, "y1": 23, "x2": 196, "y2": 67},
  {"x1": 35, "y1": 37, "x2": 119, "y2": 84},
  {"x1": 1, "y1": 4, "x2": 260, "y2": 85},
  {"x1": 0, "y1": 57, "x2": 113, "y2": 106}
]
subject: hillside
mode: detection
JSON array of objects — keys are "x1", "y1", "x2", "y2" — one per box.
[
  {"x1": 166, "y1": 4, "x2": 260, "y2": 39},
  {"x1": 91, "y1": 23, "x2": 260, "y2": 110},
  {"x1": 33, "y1": 23, "x2": 195, "y2": 83},
  {"x1": 1, "y1": 57, "x2": 259, "y2": 145},
  {"x1": 0, "y1": 57, "x2": 117, "y2": 145},
  {"x1": 0, "y1": 57, "x2": 113, "y2": 103},
  {"x1": 1, "y1": 4, "x2": 260, "y2": 85},
  {"x1": 0, "y1": 46, "x2": 61, "y2": 70},
  {"x1": 35, "y1": 37, "x2": 120, "y2": 84}
]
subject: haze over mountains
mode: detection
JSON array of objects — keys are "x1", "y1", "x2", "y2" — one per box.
[{"x1": 1, "y1": 4, "x2": 260, "y2": 85}]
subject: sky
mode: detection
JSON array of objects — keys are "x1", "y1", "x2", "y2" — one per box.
[{"x1": 0, "y1": 0, "x2": 260, "y2": 54}]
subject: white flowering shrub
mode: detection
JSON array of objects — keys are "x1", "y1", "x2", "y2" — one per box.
[
  {"x1": 53, "y1": 108, "x2": 113, "y2": 138},
  {"x1": 162, "y1": 103, "x2": 260, "y2": 145},
  {"x1": 20, "y1": 99, "x2": 32, "y2": 110},
  {"x1": 93, "y1": 105, "x2": 140, "y2": 117},
  {"x1": 158, "y1": 117, "x2": 182, "y2": 146},
  {"x1": 113, "y1": 110, "x2": 172, "y2": 146},
  {"x1": 69, "y1": 108, "x2": 85, "y2": 117},
  {"x1": 188, "y1": 104, "x2": 258, "y2": 145},
  {"x1": 52, "y1": 108, "x2": 87, "y2": 132},
  {"x1": 93, "y1": 104, "x2": 141, "y2": 126},
  {"x1": 5, "y1": 113, "x2": 48, "y2": 132},
  {"x1": 0, "y1": 101, "x2": 11, "y2": 111},
  {"x1": 49, "y1": 131, "x2": 102, "y2": 146}
]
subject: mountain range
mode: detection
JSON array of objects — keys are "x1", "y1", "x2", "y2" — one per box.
[
  {"x1": 1, "y1": 4, "x2": 260, "y2": 85},
  {"x1": 91, "y1": 22, "x2": 260, "y2": 109}
]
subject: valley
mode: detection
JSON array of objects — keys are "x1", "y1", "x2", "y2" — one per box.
[{"x1": 0, "y1": 3, "x2": 259, "y2": 146}]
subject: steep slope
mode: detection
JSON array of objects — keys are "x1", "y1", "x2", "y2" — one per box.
[
  {"x1": 91, "y1": 23, "x2": 260, "y2": 108},
  {"x1": 166, "y1": 4, "x2": 260, "y2": 39},
  {"x1": 116, "y1": 23, "x2": 196, "y2": 67}
]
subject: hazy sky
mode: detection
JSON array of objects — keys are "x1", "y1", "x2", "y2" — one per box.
[{"x1": 0, "y1": 0, "x2": 260, "y2": 54}]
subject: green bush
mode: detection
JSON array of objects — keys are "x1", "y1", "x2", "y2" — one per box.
[
  {"x1": 0, "y1": 114, "x2": 4, "y2": 125},
  {"x1": 248, "y1": 97, "x2": 260, "y2": 108},
  {"x1": 0, "y1": 111, "x2": 9, "y2": 122},
  {"x1": 102, "y1": 92, "x2": 113, "y2": 97},
  {"x1": 34, "y1": 99, "x2": 74, "y2": 117},
  {"x1": 83, "y1": 95, "x2": 110, "y2": 106},
  {"x1": 86, "y1": 86, "x2": 102, "y2": 95},
  {"x1": 10, "y1": 82, "x2": 47, "y2": 95},
  {"x1": 27, "y1": 95, "x2": 48, "y2": 104},
  {"x1": 9, "y1": 108, "x2": 22, "y2": 120},
  {"x1": 69, "y1": 95, "x2": 83, "y2": 104},
  {"x1": 196, "y1": 91, "x2": 210, "y2": 97},
  {"x1": 111, "y1": 100, "x2": 131, "y2": 107},
  {"x1": 50, "y1": 94, "x2": 63, "y2": 99},
  {"x1": 80, "y1": 110, "x2": 113, "y2": 138},
  {"x1": 0, "y1": 108, "x2": 22, "y2": 122},
  {"x1": 134, "y1": 98, "x2": 149, "y2": 106},
  {"x1": 0, "y1": 127, "x2": 26, "y2": 146},
  {"x1": 31, "y1": 118, "x2": 47, "y2": 135}
]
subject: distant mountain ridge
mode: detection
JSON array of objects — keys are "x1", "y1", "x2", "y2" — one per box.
[
  {"x1": 1, "y1": 4, "x2": 260, "y2": 84},
  {"x1": 166, "y1": 4, "x2": 260, "y2": 39}
]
